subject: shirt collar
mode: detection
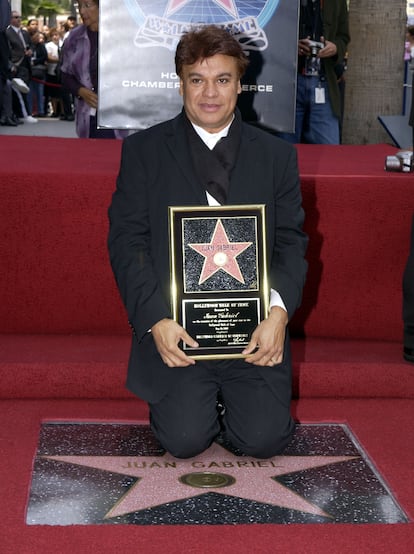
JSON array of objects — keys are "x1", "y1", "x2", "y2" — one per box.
[{"x1": 191, "y1": 115, "x2": 234, "y2": 150}]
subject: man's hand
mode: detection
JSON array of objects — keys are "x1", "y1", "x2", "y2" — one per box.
[
  {"x1": 242, "y1": 307, "x2": 288, "y2": 367},
  {"x1": 318, "y1": 38, "x2": 337, "y2": 59},
  {"x1": 298, "y1": 38, "x2": 312, "y2": 57},
  {"x1": 151, "y1": 318, "x2": 199, "y2": 367},
  {"x1": 298, "y1": 37, "x2": 337, "y2": 59}
]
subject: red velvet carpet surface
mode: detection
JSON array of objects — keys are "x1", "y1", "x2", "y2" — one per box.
[
  {"x1": 1, "y1": 137, "x2": 413, "y2": 552},
  {"x1": 1, "y1": 399, "x2": 413, "y2": 553}
]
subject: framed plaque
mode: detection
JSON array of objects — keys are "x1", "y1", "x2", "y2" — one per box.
[{"x1": 169, "y1": 205, "x2": 269, "y2": 360}]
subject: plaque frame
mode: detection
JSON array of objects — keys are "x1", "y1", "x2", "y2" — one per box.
[{"x1": 169, "y1": 205, "x2": 269, "y2": 360}]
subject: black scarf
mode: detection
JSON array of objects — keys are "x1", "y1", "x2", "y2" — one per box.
[{"x1": 184, "y1": 108, "x2": 242, "y2": 204}]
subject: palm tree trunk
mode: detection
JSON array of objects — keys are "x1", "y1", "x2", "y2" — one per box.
[{"x1": 342, "y1": 0, "x2": 407, "y2": 144}]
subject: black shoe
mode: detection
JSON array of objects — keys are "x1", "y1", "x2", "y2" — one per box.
[
  {"x1": 403, "y1": 346, "x2": 414, "y2": 363},
  {"x1": 11, "y1": 115, "x2": 24, "y2": 125},
  {"x1": 60, "y1": 114, "x2": 75, "y2": 121},
  {"x1": 0, "y1": 116, "x2": 18, "y2": 126}
]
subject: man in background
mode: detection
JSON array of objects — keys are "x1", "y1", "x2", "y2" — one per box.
[
  {"x1": 279, "y1": 0, "x2": 350, "y2": 144},
  {"x1": 0, "y1": 0, "x2": 16, "y2": 126},
  {"x1": 6, "y1": 9, "x2": 38, "y2": 123}
]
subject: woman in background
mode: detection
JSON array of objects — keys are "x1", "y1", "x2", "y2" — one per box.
[
  {"x1": 45, "y1": 27, "x2": 62, "y2": 117},
  {"x1": 29, "y1": 30, "x2": 47, "y2": 117},
  {"x1": 60, "y1": 0, "x2": 118, "y2": 138}
]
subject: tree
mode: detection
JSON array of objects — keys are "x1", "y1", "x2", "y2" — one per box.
[
  {"x1": 21, "y1": 0, "x2": 71, "y2": 24},
  {"x1": 342, "y1": 0, "x2": 407, "y2": 144}
]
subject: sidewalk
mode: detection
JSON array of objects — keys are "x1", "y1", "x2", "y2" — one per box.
[{"x1": 0, "y1": 117, "x2": 77, "y2": 138}]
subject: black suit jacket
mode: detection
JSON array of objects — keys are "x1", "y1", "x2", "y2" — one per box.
[
  {"x1": 6, "y1": 26, "x2": 31, "y2": 82},
  {"x1": 108, "y1": 112, "x2": 308, "y2": 402}
]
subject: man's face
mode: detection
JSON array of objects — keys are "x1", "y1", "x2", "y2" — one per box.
[
  {"x1": 11, "y1": 12, "x2": 22, "y2": 27},
  {"x1": 179, "y1": 54, "x2": 242, "y2": 133}
]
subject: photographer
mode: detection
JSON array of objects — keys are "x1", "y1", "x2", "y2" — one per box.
[{"x1": 279, "y1": 0, "x2": 350, "y2": 144}]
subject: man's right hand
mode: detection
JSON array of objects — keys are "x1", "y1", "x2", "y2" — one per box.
[{"x1": 151, "y1": 318, "x2": 199, "y2": 367}]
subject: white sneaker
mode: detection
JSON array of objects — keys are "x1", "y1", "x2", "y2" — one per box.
[
  {"x1": 24, "y1": 116, "x2": 38, "y2": 124},
  {"x1": 12, "y1": 78, "x2": 30, "y2": 94}
]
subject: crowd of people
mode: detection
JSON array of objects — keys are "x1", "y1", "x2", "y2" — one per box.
[{"x1": 0, "y1": 3, "x2": 76, "y2": 127}]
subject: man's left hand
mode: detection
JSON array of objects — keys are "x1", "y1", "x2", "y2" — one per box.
[
  {"x1": 318, "y1": 38, "x2": 337, "y2": 58},
  {"x1": 242, "y1": 306, "x2": 288, "y2": 367}
]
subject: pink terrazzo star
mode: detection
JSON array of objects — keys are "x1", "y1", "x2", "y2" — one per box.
[
  {"x1": 188, "y1": 219, "x2": 252, "y2": 284},
  {"x1": 44, "y1": 442, "x2": 358, "y2": 519}
]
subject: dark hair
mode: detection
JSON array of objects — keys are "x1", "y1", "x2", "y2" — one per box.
[{"x1": 175, "y1": 25, "x2": 249, "y2": 78}]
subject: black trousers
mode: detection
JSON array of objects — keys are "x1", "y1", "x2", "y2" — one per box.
[
  {"x1": 403, "y1": 213, "x2": 414, "y2": 348},
  {"x1": 149, "y1": 342, "x2": 295, "y2": 459}
]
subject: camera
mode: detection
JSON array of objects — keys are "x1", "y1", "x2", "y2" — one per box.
[
  {"x1": 308, "y1": 40, "x2": 324, "y2": 57},
  {"x1": 304, "y1": 40, "x2": 324, "y2": 76},
  {"x1": 385, "y1": 151, "x2": 413, "y2": 172}
]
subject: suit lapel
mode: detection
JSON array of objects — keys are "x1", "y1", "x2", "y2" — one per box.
[
  {"x1": 227, "y1": 124, "x2": 258, "y2": 204},
  {"x1": 165, "y1": 113, "x2": 208, "y2": 205}
]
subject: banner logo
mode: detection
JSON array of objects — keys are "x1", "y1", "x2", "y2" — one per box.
[{"x1": 123, "y1": 0, "x2": 281, "y2": 51}]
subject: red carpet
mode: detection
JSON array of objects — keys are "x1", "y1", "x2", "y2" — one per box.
[
  {"x1": 0, "y1": 137, "x2": 413, "y2": 552},
  {"x1": 1, "y1": 399, "x2": 413, "y2": 553}
]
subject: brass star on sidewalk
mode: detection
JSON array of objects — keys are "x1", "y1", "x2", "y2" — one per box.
[
  {"x1": 44, "y1": 442, "x2": 358, "y2": 520},
  {"x1": 188, "y1": 219, "x2": 252, "y2": 285}
]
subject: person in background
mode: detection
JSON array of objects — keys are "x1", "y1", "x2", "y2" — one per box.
[
  {"x1": 45, "y1": 27, "x2": 62, "y2": 117},
  {"x1": 58, "y1": 15, "x2": 75, "y2": 122},
  {"x1": 0, "y1": 0, "x2": 16, "y2": 126},
  {"x1": 28, "y1": 29, "x2": 47, "y2": 117},
  {"x1": 61, "y1": 15, "x2": 76, "y2": 43},
  {"x1": 278, "y1": 0, "x2": 350, "y2": 144},
  {"x1": 61, "y1": 0, "x2": 119, "y2": 138},
  {"x1": 26, "y1": 18, "x2": 39, "y2": 37},
  {"x1": 6, "y1": 10, "x2": 37, "y2": 123},
  {"x1": 405, "y1": 25, "x2": 414, "y2": 67},
  {"x1": 108, "y1": 26, "x2": 308, "y2": 459},
  {"x1": 403, "y1": 213, "x2": 414, "y2": 364}
]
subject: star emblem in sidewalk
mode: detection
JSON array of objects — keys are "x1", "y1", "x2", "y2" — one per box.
[
  {"x1": 166, "y1": 0, "x2": 238, "y2": 19},
  {"x1": 188, "y1": 219, "x2": 252, "y2": 284},
  {"x1": 43, "y1": 442, "x2": 357, "y2": 520}
]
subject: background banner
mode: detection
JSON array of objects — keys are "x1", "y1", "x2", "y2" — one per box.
[{"x1": 99, "y1": 1, "x2": 299, "y2": 132}]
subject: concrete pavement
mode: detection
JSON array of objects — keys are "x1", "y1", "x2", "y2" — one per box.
[{"x1": 0, "y1": 116, "x2": 77, "y2": 138}]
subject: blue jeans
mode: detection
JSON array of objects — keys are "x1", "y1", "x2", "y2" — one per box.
[
  {"x1": 29, "y1": 79, "x2": 45, "y2": 116},
  {"x1": 279, "y1": 74, "x2": 340, "y2": 144}
]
